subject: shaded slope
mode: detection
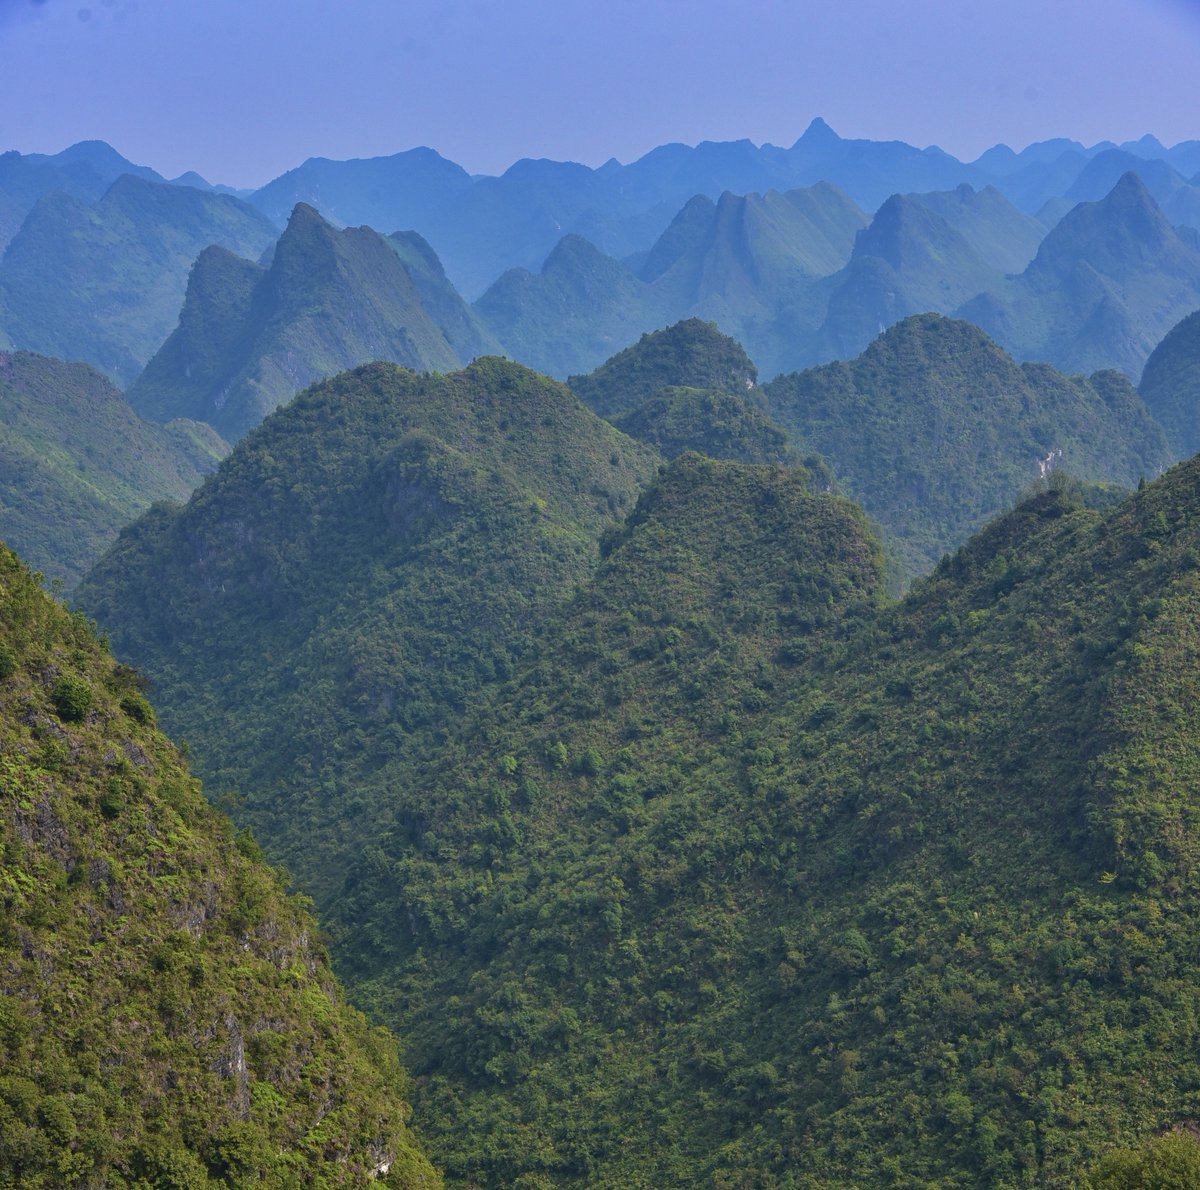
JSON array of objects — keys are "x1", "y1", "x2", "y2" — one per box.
[
  {"x1": 0, "y1": 542, "x2": 438, "y2": 1186},
  {"x1": 77, "y1": 359, "x2": 659, "y2": 904},
  {"x1": 128, "y1": 204, "x2": 465, "y2": 440},
  {"x1": 0, "y1": 175, "x2": 278, "y2": 387},
  {"x1": 764, "y1": 314, "x2": 1170, "y2": 578},
  {"x1": 1139, "y1": 308, "x2": 1200, "y2": 459},
  {"x1": 959, "y1": 173, "x2": 1200, "y2": 378},
  {"x1": 333, "y1": 453, "x2": 887, "y2": 1186},
  {"x1": 0, "y1": 351, "x2": 228, "y2": 587}
]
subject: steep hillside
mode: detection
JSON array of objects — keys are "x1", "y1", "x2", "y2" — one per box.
[
  {"x1": 610, "y1": 386, "x2": 798, "y2": 465},
  {"x1": 333, "y1": 452, "x2": 886, "y2": 1186},
  {"x1": 764, "y1": 314, "x2": 1170, "y2": 578},
  {"x1": 0, "y1": 351, "x2": 227, "y2": 587},
  {"x1": 959, "y1": 173, "x2": 1200, "y2": 378},
  {"x1": 128, "y1": 204, "x2": 465, "y2": 440},
  {"x1": 1140, "y1": 308, "x2": 1200, "y2": 459},
  {"x1": 567, "y1": 318, "x2": 757, "y2": 419},
  {"x1": 78, "y1": 359, "x2": 659, "y2": 903},
  {"x1": 0, "y1": 541, "x2": 438, "y2": 1186},
  {"x1": 328, "y1": 453, "x2": 1200, "y2": 1187},
  {"x1": 0, "y1": 174, "x2": 278, "y2": 387}
]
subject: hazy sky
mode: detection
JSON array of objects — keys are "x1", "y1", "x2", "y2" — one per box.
[{"x1": 0, "y1": 0, "x2": 1198, "y2": 187}]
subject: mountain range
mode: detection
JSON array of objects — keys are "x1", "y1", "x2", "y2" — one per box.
[{"x1": 9, "y1": 121, "x2": 1200, "y2": 1187}]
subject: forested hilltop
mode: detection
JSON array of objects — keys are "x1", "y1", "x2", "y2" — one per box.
[
  {"x1": 77, "y1": 357, "x2": 659, "y2": 904},
  {"x1": 0, "y1": 543, "x2": 438, "y2": 1186}
]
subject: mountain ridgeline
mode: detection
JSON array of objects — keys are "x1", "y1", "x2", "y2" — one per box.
[
  {"x1": 15, "y1": 123, "x2": 1200, "y2": 1187},
  {"x1": 128, "y1": 204, "x2": 477, "y2": 441},
  {"x1": 0, "y1": 173, "x2": 278, "y2": 388},
  {"x1": 763, "y1": 313, "x2": 1171, "y2": 578},
  {"x1": 0, "y1": 543, "x2": 438, "y2": 1186}
]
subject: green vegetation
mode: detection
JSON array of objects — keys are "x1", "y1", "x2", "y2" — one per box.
[
  {"x1": 568, "y1": 318, "x2": 758, "y2": 418},
  {"x1": 1140, "y1": 308, "x2": 1200, "y2": 460},
  {"x1": 0, "y1": 174, "x2": 278, "y2": 387},
  {"x1": 1083, "y1": 1129, "x2": 1200, "y2": 1188},
  {"x1": 610, "y1": 385, "x2": 798, "y2": 465},
  {"x1": 316, "y1": 456, "x2": 1200, "y2": 1186},
  {"x1": 129, "y1": 204, "x2": 466, "y2": 441},
  {"x1": 0, "y1": 351, "x2": 228, "y2": 587},
  {"x1": 78, "y1": 358, "x2": 658, "y2": 904},
  {"x1": 0, "y1": 541, "x2": 438, "y2": 1186},
  {"x1": 764, "y1": 313, "x2": 1171, "y2": 580},
  {"x1": 69, "y1": 335, "x2": 1200, "y2": 1186}
]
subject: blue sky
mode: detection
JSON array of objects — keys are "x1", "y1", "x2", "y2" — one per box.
[{"x1": 0, "y1": 0, "x2": 1197, "y2": 187}]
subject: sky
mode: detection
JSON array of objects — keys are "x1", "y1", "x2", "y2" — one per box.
[{"x1": 0, "y1": 0, "x2": 1198, "y2": 188}]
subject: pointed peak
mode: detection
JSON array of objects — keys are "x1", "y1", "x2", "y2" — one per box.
[
  {"x1": 286, "y1": 201, "x2": 330, "y2": 228},
  {"x1": 798, "y1": 117, "x2": 839, "y2": 146},
  {"x1": 1108, "y1": 170, "x2": 1155, "y2": 202}
]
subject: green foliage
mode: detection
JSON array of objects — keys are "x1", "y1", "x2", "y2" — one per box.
[
  {"x1": 0, "y1": 351, "x2": 229, "y2": 588},
  {"x1": 568, "y1": 318, "x2": 757, "y2": 418},
  {"x1": 78, "y1": 357, "x2": 658, "y2": 904},
  {"x1": 0, "y1": 541, "x2": 440, "y2": 1186},
  {"x1": 319, "y1": 453, "x2": 1200, "y2": 1187},
  {"x1": 610, "y1": 385, "x2": 799, "y2": 465},
  {"x1": 49, "y1": 674, "x2": 92, "y2": 721},
  {"x1": 765, "y1": 313, "x2": 1170, "y2": 582},
  {"x1": 1083, "y1": 1129, "x2": 1200, "y2": 1188}
]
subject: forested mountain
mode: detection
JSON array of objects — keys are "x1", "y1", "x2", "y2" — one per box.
[
  {"x1": 77, "y1": 358, "x2": 659, "y2": 903},
  {"x1": 0, "y1": 351, "x2": 227, "y2": 587},
  {"x1": 1140, "y1": 307, "x2": 1200, "y2": 459},
  {"x1": 763, "y1": 314, "x2": 1170, "y2": 579},
  {"x1": 474, "y1": 234, "x2": 673, "y2": 379},
  {"x1": 567, "y1": 318, "x2": 758, "y2": 418},
  {"x1": 0, "y1": 174, "x2": 278, "y2": 387},
  {"x1": 804, "y1": 194, "x2": 1005, "y2": 365},
  {"x1": 610, "y1": 387, "x2": 798, "y2": 466},
  {"x1": 959, "y1": 172, "x2": 1200, "y2": 379},
  {"x1": 128, "y1": 204, "x2": 467, "y2": 441},
  {"x1": 0, "y1": 542, "x2": 438, "y2": 1186},
  {"x1": 311, "y1": 450, "x2": 1200, "y2": 1187}
]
